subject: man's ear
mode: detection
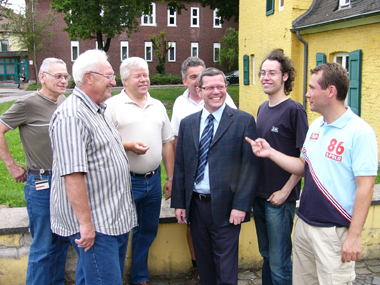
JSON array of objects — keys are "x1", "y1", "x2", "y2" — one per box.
[{"x1": 282, "y1": 72, "x2": 289, "y2": 83}]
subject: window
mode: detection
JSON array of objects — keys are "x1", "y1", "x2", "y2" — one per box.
[
  {"x1": 279, "y1": 0, "x2": 284, "y2": 11},
  {"x1": 191, "y1": 7, "x2": 199, "y2": 27},
  {"x1": 251, "y1": 55, "x2": 256, "y2": 85},
  {"x1": 334, "y1": 53, "x2": 350, "y2": 106},
  {"x1": 213, "y1": 9, "x2": 222, "y2": 28},
  {"x1": 339, "y1": 0, "x2": 350, "y2": 8},
  {"x1": 191, "y1": 42, "x2": 199, "y2": 57},
  {"x1": 141, "y1": 3, "x2": 156, "y2": 26},
  {"x1": 168, "y1": 42, "x2": 176, "y2": 62},
  {"x1": 95, "y1": 41, "x2": 104, "y2": 50},
  {"x1": 266, "y1": 0, "x2": 274, "y2": 16},
  {"x1": 71, "y1": 41, "x2": 79, "y2": 62},
  {"x1": 1, "y1": 40, "x2": 8, "y2": 52},
  {"x1": 120, "y1": 41, "x2": 129, "y2": 61},
  {"x1": 167, "y1": 8, "x2": 176, "y2": 26},
  {"x1": 213, "y1": 43, "x2": 221, "y2": 62},
  {"x1": 145, "y1": 42, "x2": 153, "y2": 62}
]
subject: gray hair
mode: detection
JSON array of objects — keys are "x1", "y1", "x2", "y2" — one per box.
[
  {"x1": 39, "y1": 58, "x2": 66, "y2": 75},
  {"x1": 181, "y1": 57, "x2": 206, "y2": 79},
  {"x1": 198, "y1": 67, "x2": 226, "y2": 88},
  {"x1": 120, "y1": 57, "x2": 149, "y2": 81},
  {"x1": 72, "y1": 49, "x2": 109, "y2": 86}
]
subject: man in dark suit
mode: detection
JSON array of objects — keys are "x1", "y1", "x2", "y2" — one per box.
[{"x1": 171, "y1": 67, "x2": 259, "y2": 285}]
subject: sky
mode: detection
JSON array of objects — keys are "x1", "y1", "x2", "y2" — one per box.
[{"x1": 4, "y1": 0, "x2": 25, "y2": 13}]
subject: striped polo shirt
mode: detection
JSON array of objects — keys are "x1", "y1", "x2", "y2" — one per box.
[{"x1": 49, "y1": 87, "x2": 137, "y2": 236}]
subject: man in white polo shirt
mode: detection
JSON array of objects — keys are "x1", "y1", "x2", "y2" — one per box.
[{"x1": 105, "y1": 57, "x2": 174, "y2": 285}]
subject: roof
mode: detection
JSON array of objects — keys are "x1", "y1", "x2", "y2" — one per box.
[{"x1": 292, "y1": 0, "x2": 380, "y2": 30}]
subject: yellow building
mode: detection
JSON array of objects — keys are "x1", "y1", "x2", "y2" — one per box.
[{"x1": 239, "y1": 0, "x2": 380, "y2": 155}]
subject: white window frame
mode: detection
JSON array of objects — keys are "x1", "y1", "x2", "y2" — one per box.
[
  {"x1": 167, "y1": 8, "x2": 177, "y2": 26},
  {"x1": 213, "y1": 43, "x2": 221, "y2": 62},
  {"x1": 279, "y1": 0, "x2": 284, "y2": 11},
  {"x1": 339, "y1": 0, "x2": 350, "y2": 8},
  {"x1": 95, "y1": 41, "x2": 105, "y2": 50},
  {"x1": 141, "y1": 3, "x2": 156, "y2": 26},
  {"x1": 334, "y1": 52, "x2": 349, "y2": 105},
  {"x1": 213, "y1": 9, "x2": 222, "y2": 28},
  {"x1": 71, "y1": 41, "x2": 79, "y2": 62},
  {"x1": 191, "y1": 42, "x2": 199, "y2": 57},
  {"x1": 168, "y1": 42, "x2": 176, "y2": 62},
  {"x1": 145, "y1": 42, "x2": 153, "y2": 62},
  {"x1": 120, "y1": 41, "x2": 129, "y2": 61},
  {"x1": 1, "y1": 40, "x2": 9, "y2": 52},
  {"x1": 191, "y1": 7, "x2": 200, "y2": 27}
]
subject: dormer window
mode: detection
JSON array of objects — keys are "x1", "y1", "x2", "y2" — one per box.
[{"x1": 339, "y1": 0, "x2": 350, "y2": 9}]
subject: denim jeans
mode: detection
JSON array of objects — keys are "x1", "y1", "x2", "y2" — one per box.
[
  {"x1": 253, "y1": 197, "x2": 296, "y2": 285},
  {"x1": 24, "y1": 172, "x2": 70, "y2": 285},
  {"x1": 129, "y1": 167, "x2": 162, "y2": 284},
  {"x1": 70, "y1": 231, "x2": 130, "y2": 285}
]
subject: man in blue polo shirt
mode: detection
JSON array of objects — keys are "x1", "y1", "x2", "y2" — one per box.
[{"x1": 246, "y1": 62, "x2": 378, "y2": 284}]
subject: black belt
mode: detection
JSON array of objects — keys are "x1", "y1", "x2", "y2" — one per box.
[
  {"x1": 193, "y1": 192, "x2": 211, "y2": 201},
  {"x1": 130, "y1": 167, "x2": 159, "y2": 179},
  {"x1": 27, "y1": 168, "x2": 52, "y2": 176}
]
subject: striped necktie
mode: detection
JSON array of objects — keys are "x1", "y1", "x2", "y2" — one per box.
[{"x1": 195, "y1": 114, "x2": 214, "y2": 184}]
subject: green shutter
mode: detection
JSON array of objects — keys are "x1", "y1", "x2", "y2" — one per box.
[
  {"x1": 348, "y1": 50, "x2": 362, "y2": 116},
  {"x1": 243, "y1": 55, "x2": 249, "y2": 85},
  {"x1": 316, "y1": 53, "x2": 326, "y2": 66},
  {"x1": 266, "y1": 0, "x2": 274, "y2": 15}
]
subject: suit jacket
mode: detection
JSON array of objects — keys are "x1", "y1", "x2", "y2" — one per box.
[{"x1": 171, "y1": 105, "x2": 260, "y2": 227}]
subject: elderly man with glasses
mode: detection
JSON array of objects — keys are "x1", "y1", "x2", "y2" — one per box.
[
  {"x1": 0, "y1": 58, "x2": 71, "y2": 285},
  {"x1": 49, "y1": 49, "x2": 137, "y2": 285}
]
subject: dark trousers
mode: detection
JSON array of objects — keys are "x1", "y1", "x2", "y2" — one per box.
[{"x1": 190, "y1": 196, "x2": 241, "y2": 285}]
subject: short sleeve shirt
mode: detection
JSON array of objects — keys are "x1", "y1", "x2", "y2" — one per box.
[{"x1": 0, "y1": 91, "x2": 66, "y2": 169}]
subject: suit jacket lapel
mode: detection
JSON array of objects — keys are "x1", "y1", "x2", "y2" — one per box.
[
  {"x1": 191, "y1": 111, "x2": 202, "y2": 152},
  {"x1": 211, "y1": 105, "x2": 233, "y2": 148}
]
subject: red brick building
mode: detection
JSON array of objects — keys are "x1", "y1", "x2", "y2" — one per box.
[{"x1": 27, "y1": 0, "x2": 238, "y2": 81}]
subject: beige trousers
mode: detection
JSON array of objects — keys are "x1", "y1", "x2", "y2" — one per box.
[{"x1": 293, "y1": 216, "x2": 355, "y2": 285}]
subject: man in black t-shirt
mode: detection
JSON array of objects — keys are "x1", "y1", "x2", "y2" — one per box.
[{"x1": 253, "y1": 49, "x2": 308, "y2": 285}]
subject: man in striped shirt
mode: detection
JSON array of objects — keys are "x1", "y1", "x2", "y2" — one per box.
[{"x1": 49, "y1": 49, "x2": 137, "y2": 285}]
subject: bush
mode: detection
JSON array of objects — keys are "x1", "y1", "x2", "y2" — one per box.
[
  {"x1": 150, "y1": 73, "x2": 182, "y2": 85},
  {"x1": 25, "y1": 83, "x2": 42, "y2": 91},
  {"x1": 67, "y1": 77, "x2": 75, "y2": 88}
]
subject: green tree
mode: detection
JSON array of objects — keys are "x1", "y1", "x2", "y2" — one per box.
[
  {"x1": 2, "y1": 0, "x2": 55, "y2": 82},
  {"x1": 150, "y1": 29, "x2": 171, "y2": 75},
  {"x1": 50, "y1": 0, "x2": 186, "y2": 52},
  {"x1": 198, "y1": 0, "x2": 239, "y2": 22},
  {"x1": 219, "y1": 27, "x2": 238, "y2": 72}
]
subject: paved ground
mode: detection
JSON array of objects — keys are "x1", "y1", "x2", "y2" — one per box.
[{"x1": 144, "y1": 259, "x2": 380, "y2": 284}]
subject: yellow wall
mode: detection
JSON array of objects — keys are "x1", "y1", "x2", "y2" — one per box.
[{"x1": 239, "y1": 0, "x2": 312, "y2": 117}]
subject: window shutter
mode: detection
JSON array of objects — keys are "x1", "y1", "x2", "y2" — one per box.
[
  {"x1": 316, "y1": 53, "x2": 326, "y2": 66},
  {"x1": 348, "y1": 50, "x2": 362, "y2": 116},
  {"x1": 243, "y1": 55, "x2": 249, "y2": 85},
  {"x1": 266, "y1": 0, "x2": 274, "y2": 15}
]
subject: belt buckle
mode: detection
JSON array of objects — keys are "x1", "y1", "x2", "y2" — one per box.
[
  {"x1": 144, "y1": 170, "x2": 154, "y2": 178},
  {"x1": 199, "y1": 194, "x2": 207, "y2": 201}
]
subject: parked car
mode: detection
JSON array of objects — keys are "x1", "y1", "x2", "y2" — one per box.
[{"x1": 225, "y1": 70, "x2": 239, "y2": 85}]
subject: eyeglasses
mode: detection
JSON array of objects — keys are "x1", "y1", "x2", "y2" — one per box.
[
  {"x1": 199, "y1": 85, "x2": 227, "y2": 92},
  {"x1": 258, "y1": 71, "x2": 282, "y2": 77},
  {"x1": 90, "y1": 71, "x2": 116, "y2": 80},
  {"x1": 43, "y1": 72, "x2": 70, "y2": 81}
]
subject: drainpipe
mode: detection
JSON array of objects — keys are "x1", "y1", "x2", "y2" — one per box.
[{"x1": 296, "y1": 30, "x2": 308, "y2": 108}]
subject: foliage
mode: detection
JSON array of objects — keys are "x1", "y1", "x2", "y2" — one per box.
[
  {"x1": 150, "y1": 73, "x2": 182, "y2": 85},
  {"x1": 150, "y1": 30, "x2": 171, "y2": 75},
  {"x1": 50, "y1": 0, "x2": 186, "y2": 52},
  {"x1": 2, "y1": 0, "x2": 55, "y2": 83},
  {"x1": 25, "y1": 82, "x2": 41, "y2": 91},
  {"x1": 198, "y1": 0, "x2": 239, "y2": 22},
  {"x1": 219, "y1": 28, "x2": 239, "y2": 72}
]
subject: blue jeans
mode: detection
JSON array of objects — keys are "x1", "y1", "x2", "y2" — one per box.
[
  {"x1": 70, "y1": 231, "x2": 129, "y2": 285},
  {"x1": 253, "y1": 197, "x2": 296, "y2": 285},
  {"x1": 129, "y1": 167, "x2": 162, "y2": 284},
  {"x1": 24, "y1": 172, "x2": 70, "y2": 285}
]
